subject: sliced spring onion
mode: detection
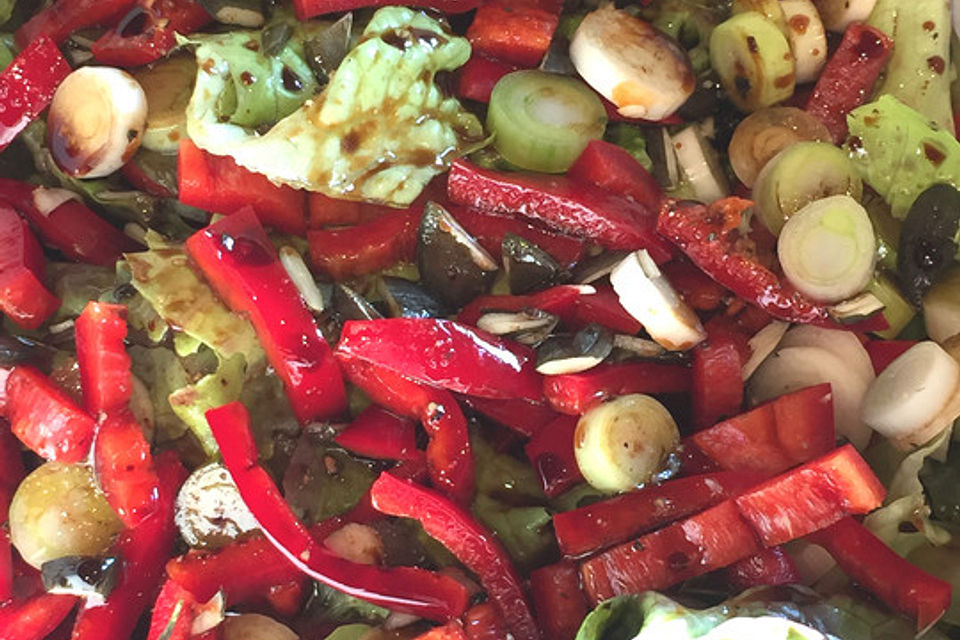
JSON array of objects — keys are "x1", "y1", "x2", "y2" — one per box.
[
  {"x1": 777, "y1": 195, "x2": 877, "y2": 304},
  {"x1": 669, "y1": 125, "x2": 729, "y2": 204},
  {"x1": 487, "y1": 70, "x2": 607, "y2": 174},
  {"x1": 728, "y1": 107, "x2": 831, "y2": 188},
  {"x1": 740, "y1": 320, "x2": 789, "y2": 380},
  {"x1": 780, "y1": 0, "x2": 828, "y2": 83},
  {"x1": 860, "y1": 341, "x2": 960, "y2": 447},
  {"x1": 778, "y1": 324, "x2": 875, "y2": 387},
  {"x1": 812, "y1": 0, "x2": 878, "y2": 32}
]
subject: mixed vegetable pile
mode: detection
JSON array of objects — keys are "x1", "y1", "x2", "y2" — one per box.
[{"x1": 0, "y1": 0, "x2": 959, "y2": 639}]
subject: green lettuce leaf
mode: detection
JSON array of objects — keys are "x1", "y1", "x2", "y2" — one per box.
[
  {"x1": 185, "y1": 6, "x2": 486, "y2": 205},
  {"x1": 304, "y1": 583, "x2": 390, "y2": 629},
  {"x1": 323, "y1": 624, "x2": 375, "y2": 640},
  {"x1": 168, "y1": 354, "x2": 246, "y2": 457}
]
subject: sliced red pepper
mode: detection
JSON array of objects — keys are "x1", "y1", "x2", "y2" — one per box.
[
  {"x1": 94, "y1": 411, "x2": 159, "y2": 528},
  {"x1": 185, "y1": 208, "x2": 346, "y2": 423},
  {"x1": 809, "y1": 517, "x2": 952, "y2": 631},
  {"x1": 0, "y1": 180, "x2": 141, "y2": 267},
  {"x1": 0, "y1": 38, "x2": 72, "y2": 150},
  {"x1": 178, "y1": 139, "x2": 307, "y2": 236},
  {"x1": 466, "y1": 0, "x2": 563, "y2": 67},
  {"x1": 660, "y1": 259, "x2": 728, "y2": 311},
  {"x1": 0, "y1": 205, "x2": 60, "y2": 330},
  {"x1": 543, "y1": 361, "x2": 692, "y2": 415},
  {"x1": 723, "y1": 547, "x2": 800, "y2": 591},
  {"x1": 690, "y1": 331, "x2": 744, "y2": 431},
  {"x1": 459, "y1": 396, "x2": 559, "y2": 438},
  {"x1": 414, "y1": 622, "x2": 469, "y2": 640},
  {"x1": 462, "y1": 602, "x2": 509, "y2": 640},
  {"x1": 553, "y1": 471, "x2": 764, "y2": 558},
  {"x1": 206, "y1": 402, "x2": 469, "y2": 621},
  {"x1": 579, "y1": 445, "x2": 884, "y2": 603},
  {"x1": 264, "y1": 579, "x2": 306, "y2": 618},
  {"x1": 92, "y1": 0, "x2": 211, "y2": 67},
  {"x1": 336, "y1": 318, "x2": 543, "y2": 402},
  {"x1": 294, "y1": 0, "x2": 482, "y2": 20},
  {"x1": 448, "y1": 159, "x2": 674, "y2": 260},
  {"x1": 524, "y1": 415, "x2": 583, "y2": 498},
  {"x1": 805, "y1": 23, "x2": 893, "y2": 143},
  {"x1": 456, "y1": 54, "x2": 520, "y2": 103},
  {"x1": 0, "y1": 593, "x2": 78, "y2": 640},
  {"x1": 449, "y1": 205, "x2": 587, "y2": 268},
  {"x1": 5, "y1": 366, "x2": 96, "y2": 463},
  {"x1": 308, "y1": 177, "x2": 445, "y2": 229},
  {"x1": 307, "y1": 209, "x2": 420, "y2": 280},
  {"x1": 72, "y1": 450, "x2": 187, "y2": 640},
  {"x1": 529, "y1": 561, "x2": 589, "y2": 640},
  {"x1": 566, "y1": 286, "x2": 643, "y2": 335},
  {"x1": 865, "y1": 339, "x2": 917, "y2": 375},
  {"x1": 682, "y1": 383, "x2": 836, "y2": 476},
  {"x1": 16, "y1": 1, "x2": 132, "y2": 47},
  {"x1": 335, "y1": 405, "x2": 419, "y2": 461},
  {"x1": 0, "y1": 422, "x2": 23, "y2": 604},
  {"x1": 146, "y1": 579, "x2": 197, "y2": 640},
  {"x1": 457, "y1": 285, "x2": 585, "y2": 327},
  {"x1": 369, "y1": 472, "x2": 540, "y2": 640},
  {"x1": 567, "y1": 140, "x2": 663, "y2": 211},
  {"x1": 121, "y1": 156, "x2": 177, "y2": 199},
  {"x1": 75, "y1": 302, "x2": 132, "y2": 416}
]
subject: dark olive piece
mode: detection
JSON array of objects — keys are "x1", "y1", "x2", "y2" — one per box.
[
  {"x1": 536, "y1": 323, "x2": 613, "y2": 375},
  {"x1": 418, "y1": 202, "x2": 498, "y2": 309},
  {"x1": 502, "y1": 233, "x2": 566, "y2": 295},
  {"x1": 897, "y1": 183, "x2": 960, "y2": 305},
  {"x1": 376, "y1": 276, "x2": 447, "y2": 319},
  {"x1": 331, "y1": 284, "x2": 383, "y2": 322},
  {"x1": 304, "y1": 13, "x2": 353, "y2": 85},
  {"x1": 0, "y1": 334, "x2": 56, "y2": 367},
  {"x1": 261, "y1": 21, "x2": 294, "y2": 57},
  {"x1": 41, "y1": 556, "x2": 120, "y2": 599}
]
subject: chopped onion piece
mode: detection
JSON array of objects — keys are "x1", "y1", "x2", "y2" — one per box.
[{"x1": 279, "y1": 246, "x2": 324, "y2": 313}]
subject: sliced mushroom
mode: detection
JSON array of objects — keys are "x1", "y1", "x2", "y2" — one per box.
[
  {"x1": 536, "y1": 324, "x2": 614, "y2": 375},
  {"x1": 175, "y1": 463, "x2": 258, "y2": 550},
  {"x1": 476, "y1": 309, "x2": 560, "y2": 346},
  {"x1": 376, "y1": 276, "x2": 447, "y2": 319},
  {"x1": 41, "y1": 555, "x2": 120, "y2": 603},
  {"x1": 827, "y1": 292, "x2": 886, "y2": 326}
]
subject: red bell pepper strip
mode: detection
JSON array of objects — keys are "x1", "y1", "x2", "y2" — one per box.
[
  {"x1": 543, "y1": 361, "x2": 692, "y2": 415},
  {"x1": 529, "y1": 562, "x2": 589, "y2": 640},
  {"x1": 580, "y1": 445, "x2": 884, "y2": 603},
  {"x1": 369, "y1": 472, "x2": 541, "y2": 640},
  {"x1": 0, "y1": 180, "x2": 141, "y2": 267},
  {"x1": 466, "y1": 0, "x2": 563, "y2": 67},
  {"x1": 75, "y1": 302, "x2": 132, "y2": 416},
  {"x1": 336, "y1": 318, "x2": 543, "y2": 403},
  {"x1": 809, "y1": 517, "x2": 952, "y2": 631},
  {"x1": 16, "y1": 1, "x2": 132, "y2": 47},
  {"x1": 0, "y1": 38, "x2": 72, "y2": 150},
  {"x1": 462, "y1": 603, "x2": 509, "y2": 640},
  {"x1": 448, "y1": 160, "x2": 674, "y2": 261},
  {"x1": 660, "y1": 259, "x2": 728, "y2": 311},
  {"x1": 690, "y1": 332, "x2": 744, "y2": 431},
  {"x1": 92, "y1": 0, "x2": 212, "y2": 68},
  {"x1": 459, "y1": 396, "x2": 558, "y2": 438},
  {"x1": 567, "y1": 286, "x2": 644, "y2": 335},
  {"x1": 723, "y1": 547, "x2": 800, "y2": 591},
  {"x1": 146, "y1": 579, "x2": 197, "y2": 640},
  {"x1": 415, "y1": 622, "x2": 470, "y2": 640},
  {"x1": 0, "y1": 594, "x2": 78, "y2": 640},
  {"x1": 456, "y1": 54, "x2": 520, "y2": 104},
  {"x1": 178, "y1": 140, "x2": 307, "y2": 236},
  {"x1": 121, "y1": 157, "x2": 176, "y2": 199},
  {"x1": 865, "y1": 339, "x2": 917, "y2": 375},
  {"x1": 264, "y1": 579, "x2": 306, "y2": 618},
  {"x1": 72, "y1": 450, "x2": 187, "y2": 640},
  {"x1": 553, "y1": 471, "x2": 765, "y2": 558},
  {"x1": 294, "y1": 0, "x2": 482, "y2": 20},
  {"x1": 0, "y1": 424, "x2": 23, "y2": 604},
  {"x1": 308, "y1": 177, "x2": 445, "y2": 229},
  {"x1": 457, "y1": 285, "x2": 585, "y2": 327},
  {"x1": 681, "y1": 383, "x2": 835, "y2": 476},
  {"x1": 449, "y1": 205, "x2": 587, "y2": 269},
  {"x1": 335, "y1": 405, "x2": 419, "y2": 461},
  {"x1": 205, "y1": 402, "x2": 469, "y2": 621},
  {"x1": 94, "y1": 411, "x2": 159, "y2": 528},
  {"x1": 0, "y1": 205, "x2": 60, "y2": 330},
  {"x1": 307, "y1": 209, "x2": 420, "y2": 280},
  {"x1": 5, "y1": 366, "x2": 96, "y2": 463},
  {"x1": 658, "y1": 198, "x2": 885, "y2": 328},
  {"x1": 524, "y1": 415, "x2": 583, "y2": 498},
  {"x1": 567, "y1": 140, "x2": 664, "y2": 211},
  {"x1": 805, "y1": 23, "x2": 893, "y2": 143},
  {"x1": 185, "y1": 207, "x2": 346, "y2": 423}
]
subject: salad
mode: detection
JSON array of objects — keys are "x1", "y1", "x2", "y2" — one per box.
[{"x1": 0, "y1": 0, "x2": 958, "y2": 639}]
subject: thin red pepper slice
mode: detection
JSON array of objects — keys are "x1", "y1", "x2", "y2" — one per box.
[
  {"x1": 369, "y1": 472, "x2": 541, "y2": 640},
  {"x1": 567, "y1": 140, "x2": 663, "y2": 212},
  {"x1": 0, "y1": 593, "x2": 78, "y2": 640},
  {"x1": 690, "y1": 331, "x2": 744, "y2": 431},
  {"x1": 336, "y1": 318, "x2": 543, "y2": 403},
  {"x1": 335, "y1": 405, "x2": 420, "y2": 461},
  {"x1": 524, "y1": 415, "x2": 583, "y2": 498},
  {"x1": 466, "y1": 0, "x2": 563, "y2": 67},
  {"x1": 92, "y1": 0, "x2": 212, "y2": 67},
  {"x1": 308, "y1": 177, "x2": 445, "y2": 229},
  {"x1": 456, "y1": 54, "x2": 520, "y2": 103},
  {"x1": 543, "y1": 361, "x2": 692, "y2": 415},
  {"x1": 462, "y1": 602, "x2": 509, "y2": 640},
  {"x1": 566, "y1": 286, "x2": 643, "y2": 335},
  {"x1": 72, "y1": 450, "x2": 187, "y2": 640},
  {"x1": 448, "y1": 159, "x2": 674, "y2": 261},
  {"x1": 529, "y1": 561, "x2": 589, "y2": 640},
  {"x1": 307, "y1": 209, "x2": 420, "y2": 280},
  {"x1": 457, "y1": 285, "x2": 585, "y2": 327},
  {"x1": 660, "y1": 259, "x2": 728, "y2": 311},
  {"x1": 580, "y1": 445, "x2": 884, "y2": 603},
  {"x1": 205, "y1": 402, "x2": 469, "y2": 621},
  {"x1": 0, "y1": 180, "x2": 141, "y2": 267},
  {"x1": 185, "y1": 207, "x2": 346, "y2": 423},
  {"x1": 805, "y1": 23, "x2": 893, "y2": 143},
  {"x1": 75, "y1": 302, "x2": 132, "y2": 416},
  {"x1": 0, "y1": 423, "x2": 23, "y2": 604},
  {"x1": 294, "y1": 0, "x2": 482, "y2": 20},
  {"x1": 178, "y1": 140, "x2": 307, "y2": 236},
  {"x1": 865, "y1": 339, "x2": 917, "y2": 375},
  {"x1": 16, "y1": 1, "x2": 133, "y2": 47},
  {"x1": 0, "y1": 204, "x2": 60, "y2": 330},
  {"x1": 459, "y1": 396, "x2": 559, "y2": 438},
  {"x1": 553, "y1": 471, "x2": 765, "y2": 558},
  {"x1": 414, "y1": 622, "x2": 470, "y2": 640},
  {"x1": 5, "y1": 366, "x2": 96, "y2": 463},
  {"x1": 809, "y1": 517, "x2": 953, "y2": 631},
  {"x1": 723, "y1": 546, "x2": 800, "y2": 592},
  {"x1": 0, "y1": 37, "x2": 72, "y2": 150},
  {"x1": 146, "y1": 579, "x2": 197, "y2": 640},
  {"x1": 94, "y1": 411, "x2": 159, "y2": 528}
]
